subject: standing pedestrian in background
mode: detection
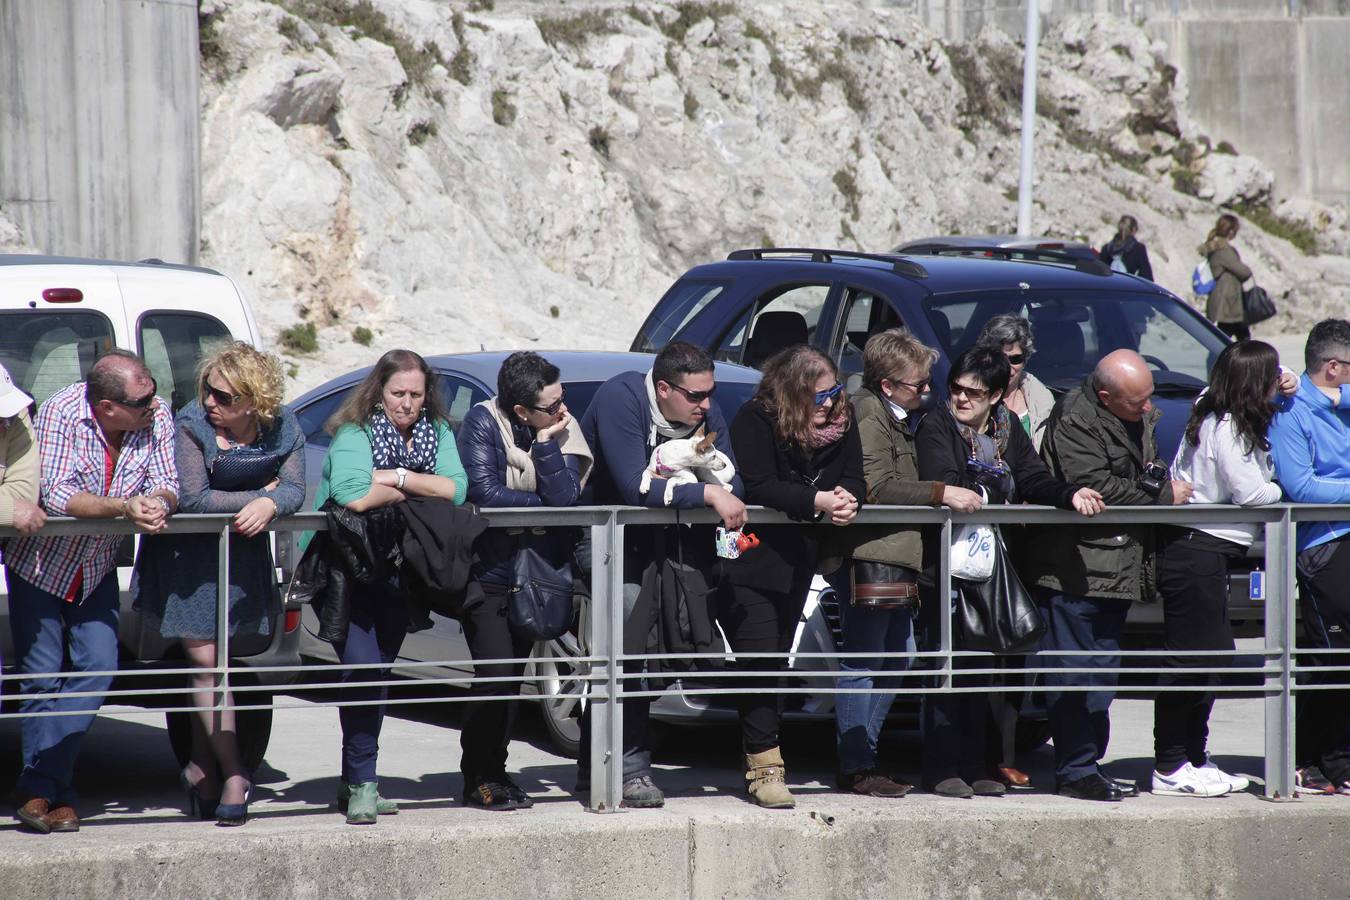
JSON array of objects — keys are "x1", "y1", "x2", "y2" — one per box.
[
  {"x1": 1099, "y1": 215, "x2": 1154, "y2": 281},
  {"x1": 1201, "y1": 213, "x2": 1254, "y2": 341}
]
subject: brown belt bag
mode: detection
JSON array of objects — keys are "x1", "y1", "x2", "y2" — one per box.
[{"x1": 850, "y1": 560, "x2": 920, "y2": 611}]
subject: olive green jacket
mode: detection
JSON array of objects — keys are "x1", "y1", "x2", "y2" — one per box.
[
  {"x1": 0, "y1": 410, "x2": 39, "y2": 525},
  {"x1": 1026, "y1": 380, "x2": 1173, "y2": 601},
  {"x1": 1202, "y1": 237, "x2": 1252, "y2": 325},
  {"x1": 846, "y1": 387, "x2": 945, "y2": 571}
]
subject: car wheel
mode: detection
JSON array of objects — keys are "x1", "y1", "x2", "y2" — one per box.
[
  {"x1": 166, "y1": 691, "x2": 274, "y2": 774},
  {"x1": 1014, "y1": 717, "x2": 1052, "y2": 754},
  {"x1": 529, "y1": 630, "x2": 588, "y2": 759}
]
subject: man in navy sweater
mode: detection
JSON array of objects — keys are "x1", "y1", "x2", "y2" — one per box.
[{"x1": 578, "y1": 341, "x2": 746, "y2": 807}]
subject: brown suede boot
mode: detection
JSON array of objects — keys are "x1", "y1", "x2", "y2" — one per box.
[{"x1": 745, "y1": 747, "x2": 796, "y2": 809}]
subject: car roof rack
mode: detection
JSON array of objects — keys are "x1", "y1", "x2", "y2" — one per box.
[
  {"x1": 896, "y1": 242, "x2": 1110, "y2": 276},
  {"x1": 727, "y1": 248, "x2": 928, "y2": 280}
]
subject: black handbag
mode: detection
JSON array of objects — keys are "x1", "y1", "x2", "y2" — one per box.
[
  {"x1": 507, "y1": 535, "x2": 575, "y2": 642},
  {"x1": 954, "y1": 530, "x2": 1045, "y2": 654},
  {"x1": 1242, "y1": 285, "x2": 1277, "y2": 325},
  {"x1": 850, "y1": 560, "x2": 921, "y2": 611}
]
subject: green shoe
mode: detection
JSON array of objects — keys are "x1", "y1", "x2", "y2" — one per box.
[
  {"x1": 344, "y1": 781, "x2": 379, "y2": 825},
  {"x1": 336, "y1": 781, "x2": 398, "y2": 816}
]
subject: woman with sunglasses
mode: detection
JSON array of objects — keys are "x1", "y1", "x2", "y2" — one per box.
[
  {"x1": 725, "y1": 345, "x2": 865, "y2": 808},
  {"x1": 915, "y1": 347, "x2": 1103, "y2": 799},
  {"x1": 132, "y1": 342, "x2": 305, "y2": 826},
  {"x1": 456, "y1": 352, "x2": 592, "y2": 809}
]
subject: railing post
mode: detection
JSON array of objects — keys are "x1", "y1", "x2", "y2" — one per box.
[
  {"x1": 1263, "y1": 508, "x2": 1297, "y2": 800},
  {"x1": 215, "y1": 522, "x2": 231, "y2": 717},
  {"x1": 939, "y1": 512, "x2": 952, "y2": 692},
  {"x1": 587, "y1": 510, "x2": 624, "y2": 812}
]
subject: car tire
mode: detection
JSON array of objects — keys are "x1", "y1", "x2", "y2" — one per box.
[
  {"x1": 529, "y1": 631, "x2": 588, "y2": 759},
  {"x1": 166, "y1": 690, "x2": 274, "y2": 774}
]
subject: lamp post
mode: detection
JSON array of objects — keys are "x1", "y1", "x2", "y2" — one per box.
[{"x1": 1016, "y1": 0, "x2": 1041, "y2": 236}]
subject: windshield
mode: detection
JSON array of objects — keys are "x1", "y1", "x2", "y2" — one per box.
[
  {"x1": 0, "y1": 310, "x2": 116, "y2": 408},
  {"x1": 923, "y1": 290, "x2": 1226, "y2": 391}
]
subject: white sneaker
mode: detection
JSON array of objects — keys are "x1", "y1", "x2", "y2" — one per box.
[
  {"x1": 1200, "y1": 754, "x2": 1251, "y2": 793},
  {"x1": 1152, "y1": 762, "x2": 1231, "y2": 798}
]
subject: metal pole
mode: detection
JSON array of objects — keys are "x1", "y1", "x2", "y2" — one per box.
[
  {"x1": 586, "y1": 512, "x2": 624, "y2": 812},
  {"x1": 1262, "y1": 509, "x2": 1296, "y2": 800},
  {"x1": 1016, "y1": 0, "x2": 1040, "y2": 236},
  {"x1": 215, "y1": 522, "x2": 230, "y2": 719},
  {"x1": 939, "y1": 514, "x2": 952, "y2": 692}
]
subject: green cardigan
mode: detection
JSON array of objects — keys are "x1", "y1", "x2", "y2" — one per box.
[{"x1": 301, "y1": 419, "x2": 468, "y2": 550}]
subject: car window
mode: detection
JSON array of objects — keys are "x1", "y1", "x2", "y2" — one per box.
[
  {"x1": 138, "y1": 312, "x2": 235, "y2": 412},
  {"x1": 0, "y1": 310, "x2": 116, "y2": 408},
  {"x1": 631, "y1": 279, "x2": 729, "y2": 354},
  {"x1": 296, "y1": 373, "x2": 488, "y2": 448},
  {"x1": 835, "y1": 288, "x2": 905, "y2": 382},
  {"x1": 715, "y1": 283, "x2": 829, "y2": 368}
]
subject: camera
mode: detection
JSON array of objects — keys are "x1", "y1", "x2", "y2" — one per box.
[{"x1": 1139, "y1": 460, "x2": 1168, "y2": 498}]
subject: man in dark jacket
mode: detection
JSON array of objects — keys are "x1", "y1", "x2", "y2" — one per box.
[
  {"x1": 1028, "y1": 350, "x2": 1192, "y2": 801},
  {"x1": 577, "y1": 341, "x2": 746, "y2": 808}
]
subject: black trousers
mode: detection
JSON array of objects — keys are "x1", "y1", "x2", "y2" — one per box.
[
  {"x1": 1152, "y1": 529, "x2": 1239, "y2": 773},
  {"x1": 459, "y1": 581, "x2": 533, "y2": 781},
  {"x1": 1218, "y1": 321, "x2": 1251, "y2": 341},
  {"x1": 1296, "y1": 536, "x2": 1350, "y2": 784},
  {"x1": 917, "y1": 584, "x2": 989, "y2": 785},
  {"x1": 718, "y1": 568, "x2": 814, "y2": 754}
]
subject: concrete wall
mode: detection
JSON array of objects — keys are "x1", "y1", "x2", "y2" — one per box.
[{"x1": 0, "y1": 0, "x2": 200, "y2": 264}]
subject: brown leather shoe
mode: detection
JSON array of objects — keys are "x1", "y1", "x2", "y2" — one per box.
[
  {"x1": 15, "y1": 797, "x2": 52, "y2": 834},
  {"x1": 840, "y1": 770, "x2": 912, "y2": 798},
  {"x1": 45, "y1": 804, "x2": 80, "y2": 832},
  {"x1": 994, "y1": 766, "x2": 1033, "y2": 789}
]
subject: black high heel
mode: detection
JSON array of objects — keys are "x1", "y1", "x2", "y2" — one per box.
[
  {"x1": 180, "y1": 770, "x2": 218, "y2": 821},
  {"x1": 215, "y1": 782, "x2": 251, "y2": 827}
]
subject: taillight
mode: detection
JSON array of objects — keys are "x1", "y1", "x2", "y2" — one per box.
[
  {"x1": 284, "y1": 608, "x2": 301, "y2": 633},
  {"x1": 42, "y1": 288, "x2": 83, "y2": 303}
]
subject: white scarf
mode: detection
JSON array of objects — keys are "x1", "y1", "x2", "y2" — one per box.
[
  {"x1": 480, "y1": 399, "x2": 593, "y2": 493},
  {"x1": 645, "y1": 370, "x2": 699, "y2": 445}
]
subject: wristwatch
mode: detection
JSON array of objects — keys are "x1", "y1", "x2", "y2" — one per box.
[{"x1": 395, "y1": 467, "x2": 408, "y2": 490}]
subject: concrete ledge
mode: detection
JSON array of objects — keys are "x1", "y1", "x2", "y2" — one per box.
[{"x1": 2, "y1": 795, "x2": 1345, "y2": 900}]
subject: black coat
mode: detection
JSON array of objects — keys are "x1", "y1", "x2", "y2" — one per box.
[
  {"x1": 399, "y1": 496, "x2": 489, "y2": 621},
  {"x1": 1099, "y1": 237, "x2": 1154, "y2": 281},
  {"x1": 727, "y1": 401, "x2": 866, "y2": 593}
]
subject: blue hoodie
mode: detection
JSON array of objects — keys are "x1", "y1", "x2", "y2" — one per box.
[{"x1": 1268, "y1": 373, "x2": 1350, "y2": 551}]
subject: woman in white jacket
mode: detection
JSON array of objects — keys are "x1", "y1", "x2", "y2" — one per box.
[{"x1": 1153, "y1": 341, "x2": 1289, "y2": 797}]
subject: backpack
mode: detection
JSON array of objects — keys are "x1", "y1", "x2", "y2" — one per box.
[{"x1": 1192, "y1": 258, "x2": 1216, "y2": 295}]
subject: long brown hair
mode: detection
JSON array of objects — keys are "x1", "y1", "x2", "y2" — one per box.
[
  {"x1": 751, "y1": 345, "x2": 849, "y2": 448},
  {"x1": 1185, "y1": 340, "x2": 1278, "y2": 454},
  {"x1": 1207, "y1": 213, "x2": 1240, "y2": 243},
  {"x1": 324, "y1": 349, "x2": 449, "y2": 435}
]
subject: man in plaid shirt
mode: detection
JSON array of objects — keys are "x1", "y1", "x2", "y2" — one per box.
[{"x1": 6, "y1": 350, "x2": 178, "y2": 834}]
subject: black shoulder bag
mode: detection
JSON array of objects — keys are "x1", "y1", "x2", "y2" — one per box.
[
  {"x1": 955, "y1": 528, "x2": 1045, "y2": 654},
  {"x1": 1242, "y1": 285, "x2": 1277, "y2": 325},
  {"x1": 508, "y1": 531, "x2": 575, "y2": 641}
]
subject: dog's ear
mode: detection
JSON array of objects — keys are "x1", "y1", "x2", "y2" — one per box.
[{"x1": 695, "y1": 431, "x2": 717, "y2": 453}]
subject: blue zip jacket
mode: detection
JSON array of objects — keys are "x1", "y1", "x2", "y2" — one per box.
[
  {"x1": 1269, "y1": 373, "x2": 1350, "y2": 551},
  {"x1": 579, "y1": 370, "x2": 744, "y2": 508}
]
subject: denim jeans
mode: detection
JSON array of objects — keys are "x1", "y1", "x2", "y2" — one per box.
[
  {"x1": 833, "y1": 573, "x2": 916, "y2": 775},
  {"x1": 335, "y1": 578, "x2": 409, "y2": 785},
  {"x1": 7, "y1": 569, "x2": 120, "y2": 805}
]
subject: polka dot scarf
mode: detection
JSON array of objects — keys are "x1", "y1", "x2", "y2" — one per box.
[{"x1": 366, "y1": 409, "x2": 439, "y2": 473}]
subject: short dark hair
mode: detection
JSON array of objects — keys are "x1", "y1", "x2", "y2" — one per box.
[
  {"x1": 496, "y1": 351, "x2": 561, "y2": 414},
  {"x1": 653, "y1": 340, "x2": 714, "y2": 388},
  {"x1": 947, "y1": 346, "x2": 1011, "y2": 397},
  {"x1": 1304, "y1": 319, "x2": 1350, "y2": 372},
  {"x1": 86, "y1": 348, "x2": 150, "y2": 404}
]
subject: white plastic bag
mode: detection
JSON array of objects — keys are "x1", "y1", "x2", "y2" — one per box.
[
  {"x1": 951, "y1": 523, "x2": 996, "y2": 581},
  {"x1": 1192, "y1": 258, "x2": 1216, "y2": 295}
]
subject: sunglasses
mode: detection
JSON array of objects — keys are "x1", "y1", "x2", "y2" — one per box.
[
  {"x1": 1005, "y1": 353, "x2": 1027, "y2": 365},
  {"x1": 887, "y1": 375, "x2": 930, "y2": 391},
  {"x1": 950, "y1": 383, "x2": 992, "y2": 402},
  {"x1": 814, "y1": 383, "x2": 844, "y2": 406},
  {"x1": 203, "y1": 384, "x2": 243, "y2": 408},
  {"x1": 530, "y1": 388, "x2": 566, "y2": 416},
  {"x1": 668, "y1": 382, "x2": 716, "y2": 403},
  {"x1": 111, "y1": 378, "x2": 158, "y2": 410}
]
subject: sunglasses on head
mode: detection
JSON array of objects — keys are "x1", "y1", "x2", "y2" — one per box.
[
  {"x1": 814, "y1": 383, "x2": 844, "y2": 406},
  {"x1": 203, "y1": 384, "x2": 243, "y2": 408},
  {"x1": 111, "y1": 378, "x2": 158, "y2": 410},
  {"x1": 530, "y1": 388, "x2": 566, "y2": 416},
  {"x1": 668, "y1": 382, "x2": 716, "y2": 403},
  {"x1": 1005, "y1": 353, "x2": 1027, "y2": 365}
]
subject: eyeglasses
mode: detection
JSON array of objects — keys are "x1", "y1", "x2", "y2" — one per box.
[
  {"x1": 950, "y1": 383, "x2": 992, "y2": 402},
  {"x1": 1004, "y1": 353, "x2": 1027, "y2": 365},
  {"x1": 668, "y1": 382, "x2": 716, "y2": 403},
  {"x1": 530, "y1": 389, "x2": 566, "y2": 416},
  {"x1": 203, "y1": 384, "x2": 243, "y2": 408},
  {"x1": 887, "y1": 375, "x2": 930, "y2": 391},
  {"x1": 814, "y1": 383, "x2": 844, "y2": 406},
  {"x1": 111, "y1": 379, "x2": 158, "y2": 410},
  {"x1": 1326, "y1": 357, "x2": 1350, "y2": 368}
]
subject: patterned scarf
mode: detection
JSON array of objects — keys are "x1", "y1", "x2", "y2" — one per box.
[
  {"x1": 366, "y1": 408, "x2": 439, "y2": 472},
  {"x1": 958, "y1": 403, "x2": 1013, "y2": 460},
  {"x1": 804, "y1": 418, "x2": 848, "y2": 450}
]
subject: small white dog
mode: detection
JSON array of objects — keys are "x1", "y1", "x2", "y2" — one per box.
[{"x1": 640, "y1": 430, "x2": 737, "y2": 506}]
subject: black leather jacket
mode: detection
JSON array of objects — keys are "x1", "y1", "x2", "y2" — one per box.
[{"x1": 289, "y1": 500, "x2": 404, "y2": 643}]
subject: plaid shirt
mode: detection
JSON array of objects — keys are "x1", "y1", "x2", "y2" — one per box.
[{"x1": 6, "y1": 382, "x2": 177, "y2": 602}]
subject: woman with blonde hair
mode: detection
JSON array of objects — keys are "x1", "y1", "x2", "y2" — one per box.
[
  {"x1": 1201, "y1": 213, "x2": 1254, "y2": 341},
  {"x1": 133, "y1": 341, "x2": 306, "y2": 826},
  {"x1": 726, "y1": 344, "x2": 865, "y2": 808}
]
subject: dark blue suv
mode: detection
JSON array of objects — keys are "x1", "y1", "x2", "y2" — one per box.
[{"x1": 631, "y1": 247, "x2": 1231, "y2": 461}]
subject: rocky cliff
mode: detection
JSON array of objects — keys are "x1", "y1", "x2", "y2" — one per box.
[{"x1": 28, "y1": 2, "x2": 1350, "y2": 390}]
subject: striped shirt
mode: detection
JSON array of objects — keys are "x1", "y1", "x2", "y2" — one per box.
[{"x1": 5, "y1": 381, "x2": 178, "y2": 602}]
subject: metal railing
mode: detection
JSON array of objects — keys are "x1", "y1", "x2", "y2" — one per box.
[{"x1": 1, "y1": 502, "x2": 1344, "y2": 811}]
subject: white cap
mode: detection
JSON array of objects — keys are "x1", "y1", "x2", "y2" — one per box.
[{"x1": 0, "y1": 364, "x2": 34, "y2": 418}]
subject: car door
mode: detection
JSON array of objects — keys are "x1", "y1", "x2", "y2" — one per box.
[
  {"x1": 709, "y1": 282, "x2": 843, "y2": 369},
  {"x1": 827, "y1": 285, "x2": 910, "y2": 390}
]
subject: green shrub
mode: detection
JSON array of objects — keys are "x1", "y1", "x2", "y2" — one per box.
[
  {"x1": 278, "y1": 16, "x2": 305, "y2": 48},
  {"x1": 283, "y1": 1, "x2": 447, "y2": 91},
  {"x1": 351, "y1": 326, "x2": 373, "y2": 346},
  {"x1": 536, "y1": 10, "x2": 619, "y2": 49},
  {"x1": 683, "y1": 91, "x2": 699, "y2": 119},
  {"x1": 833, "y1": 167, "x2": 861, "y2": 221},
  {"x1": 1215, "y1": 140, "x2": 1238, "y2": 155},
  {"x1": 549, "y1": 305, "x2": 561, "y2": 318},
  {"x1": 1171, "y1": 168, "x2": 1201, "y2": 196},
  {"x1": 468, "y1": 0, "x2": 494, "y2": 11},
  {"x1": 492, "y1": 90, "x2": 517, "y2": 126},
  {"x1": 1235, "y1": 201, "x2": 1318, "y2": 255},
  {"x1": 659, "y1": 2, "x2": 734, "y2": 43},
  {"x1": 279, "y1": 322, "x2": 318, "y2": 353},
  {"x1": 287, "y1": 364, "x2": 300, "y2": 379},
  {"x1": 449, "y1": 12, "x2": 475, "y2": 85},
  {"x1": 408, "y1": 120, "x2": 438, "y2": 145},
  {"x1": 589, "y1": 125, "x2": 612, "y2": 158}
]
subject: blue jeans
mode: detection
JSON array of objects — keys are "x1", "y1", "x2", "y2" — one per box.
[
  {"x1": 833, "y1": 572, "x2": 916, "y2": 775},
  {"x1": 7, "y1": 569, "x2": 120, "y2": 805},
  {"x1": 335, "y1": 579, "x2": 409, "y2": 785}
]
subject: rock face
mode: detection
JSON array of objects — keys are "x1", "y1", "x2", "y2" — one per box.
[{"x1": 144, "y1": 3, "x2": 1350, "y2": 389}]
